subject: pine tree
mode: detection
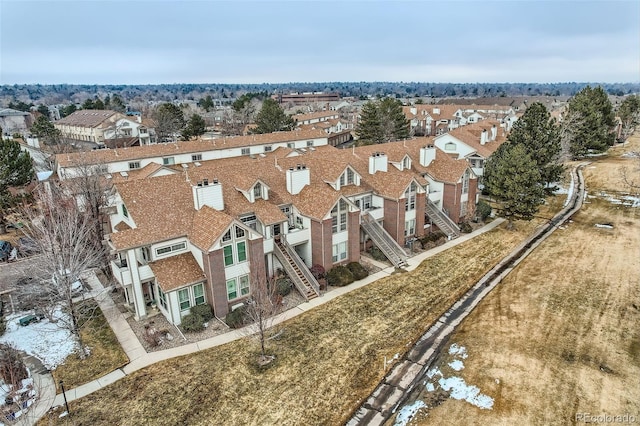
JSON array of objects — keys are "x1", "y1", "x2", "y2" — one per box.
[
  {"x1": 0, "y1": 138, "x2": 33, "y2": 209},
  {"x1": 356, "y1": 98, "x2": 409, "y2": 144},
  {"x1": 153, "y1": 103, "x2": 186, "y2": 142},
  {"x1": 564, "y1": 85, "x2": 615, "y2": 157},
  {"x1": 484, "y1": 143, "x2": 545, "y2": 229},
  {"x1": 618, "y1": 95, "x2": 640, "y2": 142},
  {"x1": 182, "y1": 114, "x2": 206, "y2": 140},
  {"x1": 507, "y1": 102, "x2": 563, "y2": 191},
  {"x1": 31, "y1": 116, "x2": 62, "y2": 146},
  {"x1": 253, "y1": 99, "x2": 295, "y2": 134}
]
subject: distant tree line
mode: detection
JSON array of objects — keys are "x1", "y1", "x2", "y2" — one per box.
[{"x1": 2, "y1": 82, "x2": 639, "y2": 108}]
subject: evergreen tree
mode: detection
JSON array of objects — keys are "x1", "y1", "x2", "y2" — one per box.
[
  {"x1": 37, "y1": 105, "x2": 50, "y2": 118},
  {"x1": 507, "y1": 102, "x2": 563, "y2": 191},
  {"x1": 0, "y1": 138, "x2": 33, "y2": 209},
  {"x1": 93, "y1": 97, "x2": 105, "y2": 110},
  {"x1": 31, "y1": 116, "x2": 62, "y2": 145},
  {"x1": 564, "y1": 85, "x2": 615, "y2": 157},
  {"x1": 198, "y1": 95, "x2": 215, "y2": 112},
  {"x1": 60, "y1": 104, "x2": 77, "y2": 117},
  {"x1": 111, "y1": 94, "x2": 126, "y2": 113},
  {"x1": 484, "y1": 143, "x2": 545, "y2": 229},
  {"x1": 253, "y1": 98, "x2": 295, "y2": 134},
  {"x1": 356, "y1": 98, "x2": 409, "y2": 144},
  {"x1": 182, "y1": 114, "x2": 206, "y2": 140}
]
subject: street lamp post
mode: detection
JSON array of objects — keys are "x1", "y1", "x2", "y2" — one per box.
[{"x1": 59, "y1": 380, "x2": 70, "y2": 415}]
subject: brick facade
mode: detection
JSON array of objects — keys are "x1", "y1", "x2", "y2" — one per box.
[
  {"x1": 415, "y1": 192, "x2": 426, "y2": 236},
  {"x1": 348, "y1": 211, "x2": 360, "y2": 263},
  {"x1": 311, "y1": 218, "x2": 333, "y2": 269},
  {"x1": 383, "y1": 198, "x2": 405, "y2": 245}
]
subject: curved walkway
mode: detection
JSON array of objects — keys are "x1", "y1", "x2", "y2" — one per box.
[{"x1": 34, "y1": 218, "x2": 506, "y2": 420}]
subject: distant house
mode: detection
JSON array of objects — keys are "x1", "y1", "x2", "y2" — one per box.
[
  {"x1": 54, "y1": 110, "x2": 156, "y2": 146},
  {"x1": 0, "y1": 108, "x2": 33, "y2": 137},
  {"x1": 292, "y1": 111, "x2": 340, "y2": 126}
]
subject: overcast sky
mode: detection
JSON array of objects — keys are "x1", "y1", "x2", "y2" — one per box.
[{"x1": 1, "y1": 0, "x2": 638, "y2": 84}]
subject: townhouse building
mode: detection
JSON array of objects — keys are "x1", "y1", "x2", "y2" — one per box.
[
  {"x1": 54, "y1": 110, "x2": 156, "y2": 146},
  {"x1": 102, "y1": 135, "x2": 477, "y2": 326}
]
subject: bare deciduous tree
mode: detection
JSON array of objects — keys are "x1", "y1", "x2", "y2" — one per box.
[
  {"x1": 21, "y1": 186, "x2": 105, "y2": 357},
  {"x1": 243, "y1": 272, "x2": 283, "y2": 365},
  {"x1": 620, "y1": 157, "x2": 640, "y2": 194}
]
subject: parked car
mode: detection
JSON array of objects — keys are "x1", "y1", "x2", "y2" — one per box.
[
  {"x1": 17, "y1": 237, "x2": 39, "y2": 255},
  {"x1": 0, "y1": 241, "x2": 13, "y2": 262}
]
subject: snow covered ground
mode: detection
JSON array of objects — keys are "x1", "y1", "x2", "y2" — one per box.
[{"x1": 0, "y1": 308, "x2": 76, "y2": 370}]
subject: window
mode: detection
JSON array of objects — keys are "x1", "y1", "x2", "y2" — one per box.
[
  {"x1": 155, "y1": 242, "x2": 186, "y2": 256},
  {"x1": 306, "y1": 140, "x2": 314, "y2": 147},
  {"x1": 226, "y1": 278, "x2": 237, "y2": 300},
  {"x1": 287, "y1": 142, "x2": 295, "y2": 149},
  {"x1": 264, "y1": 145, "x2": 272, "y2": 152},
  {"x1": 163, "y1": 157, "x2": 175, "y2": 165},
  {"x1": 158, "y1": 287, "x2": 167, "y2": 309},
  {"x1": 362, "y1": 195, "x2": 372, "y2": 210},
  {"x1": 461, "y1": 201, "x2": 468, "y2": 217},
  {"x1": 462, "y1": 170, "x2": 470, "y2": 194},
  {"x1": 223, "y1": 245, "x2": 233, "y2": 266},
  {"x1": 239, "y1": 275, "x2": 250, "y2": 296},
  {"x1": 405, "y1": 182, "x2": 417, "y2": 211},
  {"x1": 241, "y1": 148, "x2": 250, "y2": 155},
  {"x1": 237, "y1": 242, "x2": 247, "y2": 262},
  {"x1": 193, "y1": 283, "x2": 205, "y2": 305},
  {"x1": 240, "y1": 214, "x2": 257, "y2": 230},
  {"x1": 332, "y1": 242, "x2": 347, "y2": 263},
  {"x1": 122, "y1": 204, "x2": 128, "y2": 218},
  {"x1": 331, "y1": 199, "x2": 348, "y2": 233},
  {"x1": 178, "y1": 288, "x2": 190, "y2": 311},
  {"x1": 402, "y1": 156, "x2": 411, "y2": 170},
  {"x1": 445, "y1": 142, "x2": 456, "y2": 151},
  {"x1": 128, "y1": 161, "x2": 140, "y2": 170},
  {"x1": 192, "y1": 154, "x2": 202, "y2": 161},
  {"x1": 235, "y1": 226, "x2": 245, "y2": 239},
  {"x1": 404, "y1": 219, "x2": 416, "y2": 237},
  {"x1": 222, "y1": 229, "x2": 232, "y2": 242},
  {"x1": 347, "y1": 168, "x2": 355, "y2": 184},
  {"x1": 296, "y1": 216, "x2": 304, "y2": 228},
  {"x1": 253, "y1": 182, "x2": 262, "y2": 199}
]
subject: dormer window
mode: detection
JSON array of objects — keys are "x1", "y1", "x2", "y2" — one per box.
[
  {"x1": 253, "y1": 182, "x2": 262, "y2": 199},
  {"x1": 402, "y1": 156, "x2": 411, "y2": 170},
  {"x1": 339, "y1": 168, "x2": 355, "y2": 187}
]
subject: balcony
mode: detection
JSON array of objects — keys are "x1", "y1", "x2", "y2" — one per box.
[
  {"x1": 364, "y1": 206, "x2": 384, "y2": 221},
  {"x1": 110, "y1": 260, "x2": 154, "y2": 286},
  {"x1": 284, "y1": 226, "x2": 310, "y2": 246}
]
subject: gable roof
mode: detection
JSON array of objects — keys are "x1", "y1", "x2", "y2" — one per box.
[
  {"x1": 189, "y1": 206, "x2": 234, "y2": 251},
  {"x1": 55, "y1": 110, "x2": 120, "y2": 127},
  {"x1": 149, "y1": 252, "x2": 206, "y2": 292},
  {"x1": 445, "y1": 120, "x2": 507, "y2": 158}
]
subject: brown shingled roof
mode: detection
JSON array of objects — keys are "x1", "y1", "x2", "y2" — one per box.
[
  {"x1": 55, "y1": 110, "x2": 120, "y2": 127},
  {"x1": 446, "y1": 120, "x2": 507, "y2": 159},
  {"x1": 149, "y1": 252, "x2": 206, "y2": 292},
  {"x1": 56, "y1": 128, "x2": 328, "y2": 168},
  {"x1": 189, "y1": 206, "x2": 234, "y2": 251}
]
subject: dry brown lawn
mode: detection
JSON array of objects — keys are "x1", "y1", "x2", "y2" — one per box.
[
  {"x1": 38, "y1": 210, "x2": 562, "y2": 425},
  {"x1": 401, "y1": 135, "x2": 640, "y2": 425}
]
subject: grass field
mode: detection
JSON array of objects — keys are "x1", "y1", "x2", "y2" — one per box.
[
  {"x1": 397, "y1": 135, "x2": 640, "y2": 425},
  {"x1": 51, "y1": 302, "x2": 129, "y2": 391},
  {"x1": 38, "y1": 204, "x2": 564, "y2": 425}
]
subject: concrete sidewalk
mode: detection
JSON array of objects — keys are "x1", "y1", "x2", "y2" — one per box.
[{"x1": 43, "y1": 219, "x2": 505, "y2": 410}]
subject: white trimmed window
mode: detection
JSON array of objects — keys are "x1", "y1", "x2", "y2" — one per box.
[
  {"x1": 128, "y1": 161, "x2": 140, "y2": 170},
  {"x1": 331, "y1": 199, "x2": 348, "y2": 234},
  {"x1": 178, "y1": 288, "x2": 190, "y2": 311},
  {"x1": 122, "y1": 204, "x2": 128, "y2": 218},
  {"x1": 404, "y1": 219, "x2": 416, "y2": 237},
  {"x1": 462, "y1": 170, "x2": 470, "y2": 194},
  {"x1": 241, "y1": 148, "x2": 250, "y2": 155},
  {"x1": 240, "y1": 214, "x2": 257, "y2": 230},
  {"x1": 253, "y1": 182, "x2": 262, "y2": 199},
  {"x1": 178, "y1": 283, "x2": 206, "y2": 311},
  {"x1": 192, "y1": 154, "x2": 202, "y2": 161},
  {"x1": 332, "y1": 241, "x2": 347, "y2": 263},
  {"x1": 163, "y1": 157, "x2": 175, "y2": 165},
  {"x1": 306, "y1": 140, "x2": 314, "y2": 147},
  {"x1": 155, "y1": 242, "x2": 186, "y2": 256},
  {"x1": 227, "y1": 275, "x2": 250, "y2": 301},
  {"x1": 264, "y1": 145, "x2": 272, "y2": 152},
  {"x1": 158, "y1": 287, "x2": 167, "y2": 309},
  {"x1": 402, "y1": 156, "x2": 411, "y2": 170},
  {"x1": 405, "y1": 182, "x2": 417, "y2": 211},
  {"x1": 222, "y1": 226, "x2": 248, "y2": 267}
]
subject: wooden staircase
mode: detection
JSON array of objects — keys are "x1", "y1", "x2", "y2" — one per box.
[
  {"x1": 425, "y1": 199, "x2": 460, "y2": 239},
  {"x1": 361, "y1": 214, "x2": 408, "y2": 268},
  {"x1": 274, "y1": 238, "x2": 320, "y2": 301}
]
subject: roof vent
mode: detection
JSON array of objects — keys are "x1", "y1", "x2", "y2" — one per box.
[
  {"x1": 194, "y1": 162, "x2": 201, "y2": 167},
  {"x1": 203, "y1": 178, "x2": 209, "y2": 186}
]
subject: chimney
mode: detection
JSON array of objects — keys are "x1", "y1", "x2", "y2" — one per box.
[
  {"x1": 420, "y1": 145, "x2": 436, "y2": 167},
  {"x1": 136, "y1": 115, "x2": 142, "y2": 123},
  {"x1": 490, "y1": 124, "x2": 497, "y2": 141},
  {"x1": 480, "y1": 129, "x2": 488, "y2": 145},
  {"x1": 410, "y1": 107, "x2": 417, "y2": 115},
  {"x1": 192, "y1": 178, "x2": 224, "y2": 210},
  {"x1": 368, "y1": 152, "x2": 388, "y2": 174},
  {"x1": 286, "y1": 164, "x2": 310, "y2": 195}
]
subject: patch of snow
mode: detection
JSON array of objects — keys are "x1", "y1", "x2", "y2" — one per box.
[
  {"x1": 595, "y1": 224, "x2": 614, "y2": 229},
  {"x1": 438, "y1": 376, "x2": 494, "y2": 410},
  {"x1": 426, "y1": 382, "x2": 435, "y2": 392},
  {"x1": 448, "y1": 359, "x2": 464, "y2": 371},
  {"x1": 426, "y1": 368, "x2": 442, "y2": 379},
  {"x1": 621, "y1": 151, "x2": 640, "y2": 158},
  {"x1": 0, "y1": 308, "x2": 77, "y2": 369},
  {"x1": 394, "y1": 400, "x2": 427, "y2": 426},
  {"x1": 448, "y1": 343, "x2": 468, "y2": 358}
]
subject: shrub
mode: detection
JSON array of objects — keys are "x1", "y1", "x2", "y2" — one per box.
[
  {"x1": 326, "y1": 266, "x2": 355, "y2": 287},
  {"x1": 368, "y1": 246, "x2": 388, "y2": 262},
  {"x1": 225, "y1": 306, "x2": 247, "y2": 329},
  {"x1": 191, "y1": 304, "x2": 214, "y2": 322},
  {"x1": 309, "y1": 264, "x2": 326, "y2": 280},
  {"x1": 420, "y1": 231, "x2": 445, "y2": 245},
  {"x1": 181, "y1": 313, "x2": 204, "y2": 332},
  {"x1": 459, "y1": 222, "x2": 472, "y2": 233},
  {"x1": 275, "y1": 278, "x2": 292, "y2": 297},
  {"x1": 476, "y1": 200, "x2": 492, "y2": 221},
  {"x1": 347, "y1": 262, "x2": 369, "y2": 280}
]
